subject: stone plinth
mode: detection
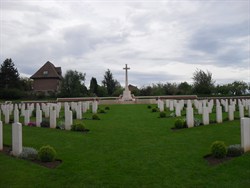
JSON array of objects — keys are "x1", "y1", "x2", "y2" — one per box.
[{"x1": 121, "y1": 88, "x2": 133, "y2": 101}]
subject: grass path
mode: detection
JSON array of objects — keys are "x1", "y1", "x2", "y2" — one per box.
[{"x1": 0, "y1": 104, "x2": 250, "y2": 187}]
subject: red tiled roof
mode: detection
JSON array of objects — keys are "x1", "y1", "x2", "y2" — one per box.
[{"x1": 30, "y1": 61, "x2": 62, "y2": 79}]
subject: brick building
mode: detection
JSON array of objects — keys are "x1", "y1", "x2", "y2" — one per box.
[{"x1": 30, "y1": 61, "x2": 62, "y2": 95}]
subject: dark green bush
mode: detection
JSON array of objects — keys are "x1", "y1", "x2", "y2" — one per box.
[
  {"x1": 152, "y1": 108, "x2": 158, "y2": 112},
  {"x1": 99, "y1": 109, "x2": 105, "y2": 113},
  {"x1": 38, "y1": 145, "x2": 56, "y2": 162},
  {"x1": 92, "y1": 114, "x2": 100, "y2": 120},
  {"x1": 174, "y1": 119, "x2": 185, "y2": 129},
  {"x1": 41, "y1": 118, "x2": 50, "y2": 128},
  {"x1": 159, "y1": 112, "x2": 166, "y2": 118},
  {"x1": 211, "y1": 141, "x2": 227, "y2": 159},
  {"x1": 147, "y1": 105, "x2": 152, "y2": 109},
  {"x1": 105, "y1": 106, "x2": 110, "y2": 110},
  {"x1": 0, "y1": 89, "x2": 25, "y2": 100},
  {"x1": 71, "y1": 123, "x2": 86, "y2": 132},
  {"x1": 227, "y1": 144, "x2": 243, "y2": 157}
]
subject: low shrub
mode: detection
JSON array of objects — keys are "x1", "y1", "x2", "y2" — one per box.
[
  {"x1": 105, "y1": 106, "x2": 110, "y2": 110},
  {"x1": 227, "y1": 144, "x2": 244, "y2": 157},
  {"x1": 174, "y1": 119, "x2": 185, "y2": 129},
  {"x1": 211, "y1": 141, "x2": 227, "y2": 159},
  {"x1": 71, "y1": 123, "x2": 87, "y2": 132},
  {"x1": 152, "y1": 108, "x2": 158, "y2": 112},
  {"x1": 99, "y1": 109, "x2": 105, "y2": 113},
  {"x1": 40, "y1": 119, "x2": 50, "y2": 128},
  {"x1": 159, "y1": 112, "x2": 166, "y2": 118},
  {"x1": 92, "y1": 114, "x2": 100, "y2": 120},
  {"x1": 38, "y1": 145, "x2": 56, "y2": 162},
  {"x1": 19, "y1": 147, "x2": 38, "y2": 160},
  {"x1": 194, "y1": 118, "x2": 201, "y2": 127},
  {"x1": 169, "y1": 112, "x2": 176, "y2": 117},
  {"x1": 56, "y1": 121, "x2": 65, "y2": 130},
  {"x1": 147, "y1": 105, "x2": 152, "y2": 109}
]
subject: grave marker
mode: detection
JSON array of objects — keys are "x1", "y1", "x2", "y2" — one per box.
[{"x1": 12, "y1": 122, "x2": 22, "y2": 156}]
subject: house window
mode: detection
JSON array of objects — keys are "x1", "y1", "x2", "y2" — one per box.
[{"x1": 43, "y1": 71, "x2": 48, "y2": 76}]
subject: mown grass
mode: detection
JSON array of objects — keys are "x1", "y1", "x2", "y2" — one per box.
[{"x1": 0, "y1": 104, "x2": 250, "y2": 188}]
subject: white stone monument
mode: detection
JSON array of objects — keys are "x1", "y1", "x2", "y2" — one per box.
[
  {"x1": 12, "y1": 122, "x2": 22, "y2": 156},
  {"x1": 228, "y1": 105, "x2": 234, "y2": 121},
  {"x1": 186, "y1": 107, "x2": 194, "y2": 128},
  {"x1": 216, "y1": 105, "x2": 223, "y2": 123},
  {"x1": 65, "y1": 110, "x2": 73, "y2": 130},
  {"x1": 121, "y1": 64, "x2": 133, "y2": 101},
  {"x1": 202, "y1": 107, "x2": 209, "y2": 125},
  {"x1": 241, "y1": 118, "x2": 250, "y2": 152},
  {"x1": 50, "y1": 109, "x2": 57, "y2": 128}
]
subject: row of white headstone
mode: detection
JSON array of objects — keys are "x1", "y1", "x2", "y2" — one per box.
[
  {"x1": 157, "y1": 99, "x2": 250, "y2": 128},
  {"x1": 0, "y1": 116, "x2": 250, "y2": 156},
  {"x1": 0, "y1": 101, "x2": 99, "y2": 130}
]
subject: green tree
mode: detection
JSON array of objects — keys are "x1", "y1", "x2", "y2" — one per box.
[
  {"x1": 192, "y1": 69, "x2": 215, "y2": 95},
  {"x1": 102, "y1": 69, "x2": 120, "y2": 96},
  {"x1": 0, "y1": 58, "x2": 20, "y2": 89},
  {"x1": 60, "y1": 70, "x2": 87, "y2": 97},
  {"x1": 229, "y1": 81, "x2": 248, "y2": 95},
  {"x1": 177, "y1": 82, "x2": 192, "y2": 95},
  {"x1": 89, "y1": 77, "x2": 98, "y2": 96}
]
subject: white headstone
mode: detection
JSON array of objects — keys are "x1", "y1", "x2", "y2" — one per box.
[
  {"x1": 202, "y1": 107, "x2": 209, "y2": 125},
  {"x1": 169, "y1": 100, "x2": 174, "y2": 111},
  {"x1": 166, "y1": 100, "x2": 170, "y2": 108},
  {"x1": 76, "y1": 102, "x2": 82, "y2": 119},
  {"x1": 228, "y1": 105, "x2": 234, "y2": 121},
  {"x1": 186, "y1": 107, "x2": 194, "y2": 128},
  {"x1": 50, "y1": 109, "x2": 57, "y2": 128},
  {"x1": 216, "y1": 105, "x2": 223, "y2": 123},
  {"x1": 36, "y1": 109, "x2": 42, "y2": 127},
  {"x1": 239, "y1": 104, "x2": 244, "y2": 118},
  {"x1": 12, "y1": 122, "x2": 22, "y2": 156},
  {"x1": 241, "y1": 118, "x2": 250, "y2": 152},
  {"x1": 14, "y1": 105, "x2": 19, "y2": 123},
  {"x1": 24, "y1": 110, "x2": 30, "y2": 125},
  {"x1": 92, "y1": 100, "x2": 98, "y2": 114},
  {"x1": 0, "y1": 121, "x2": 3, "y2": 150},
  {"x1": 65, "y1": 110, "x2": 72, "y2": 130},
  {"x1": 158, "y1": 100, "x2": 164, "y2": 112},
  {"x1": 4, "y1": 105, "x2": 10, "y2": 124},
  {"x1": 175, "y1": 103, "x2": 181, "y2": 117}
]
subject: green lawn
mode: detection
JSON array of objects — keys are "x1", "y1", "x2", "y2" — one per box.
[{"x1": 0, "y1": 104, "x2": 250, "y2": 188}]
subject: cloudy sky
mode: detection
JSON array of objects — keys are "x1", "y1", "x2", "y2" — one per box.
[{"x1": 1, "y1": 0, "x2": 249, "y2": 87}]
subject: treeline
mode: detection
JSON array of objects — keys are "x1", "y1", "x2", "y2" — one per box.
[{"x1": 0, "y1": 58, "x2": 249, "y2": 100}]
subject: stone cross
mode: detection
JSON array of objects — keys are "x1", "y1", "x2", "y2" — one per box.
[{"x1": 123, "y1": 64, "x2": 130, "y2": 90}]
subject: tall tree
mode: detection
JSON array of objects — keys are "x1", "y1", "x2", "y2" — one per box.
[
  {"x1": 229, "y1": 81, "x2": 248, "y2": 95},
  {"x1": 0, "y1": 58, "x2": 20, "y2": 89},
  {"x1": 60, "y1": 70, "x2": 86, "y2": 97},
  {"x1": 192, "y1": 69, "x2": 215, "y2": 95},
  {"x1": 177, "y1": 82, "x2": 192, "y2": 95},
  {"x1": 102, "y1": 69, "x2": 119, "y2": 96},
  {"x1": 89, "y1": 77, "x2": 98, "y2": 96}
]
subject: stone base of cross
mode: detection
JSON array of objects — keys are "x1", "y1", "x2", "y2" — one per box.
[{"x1": 121, "y1": 88, "x2": 133, "y2": 101}]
